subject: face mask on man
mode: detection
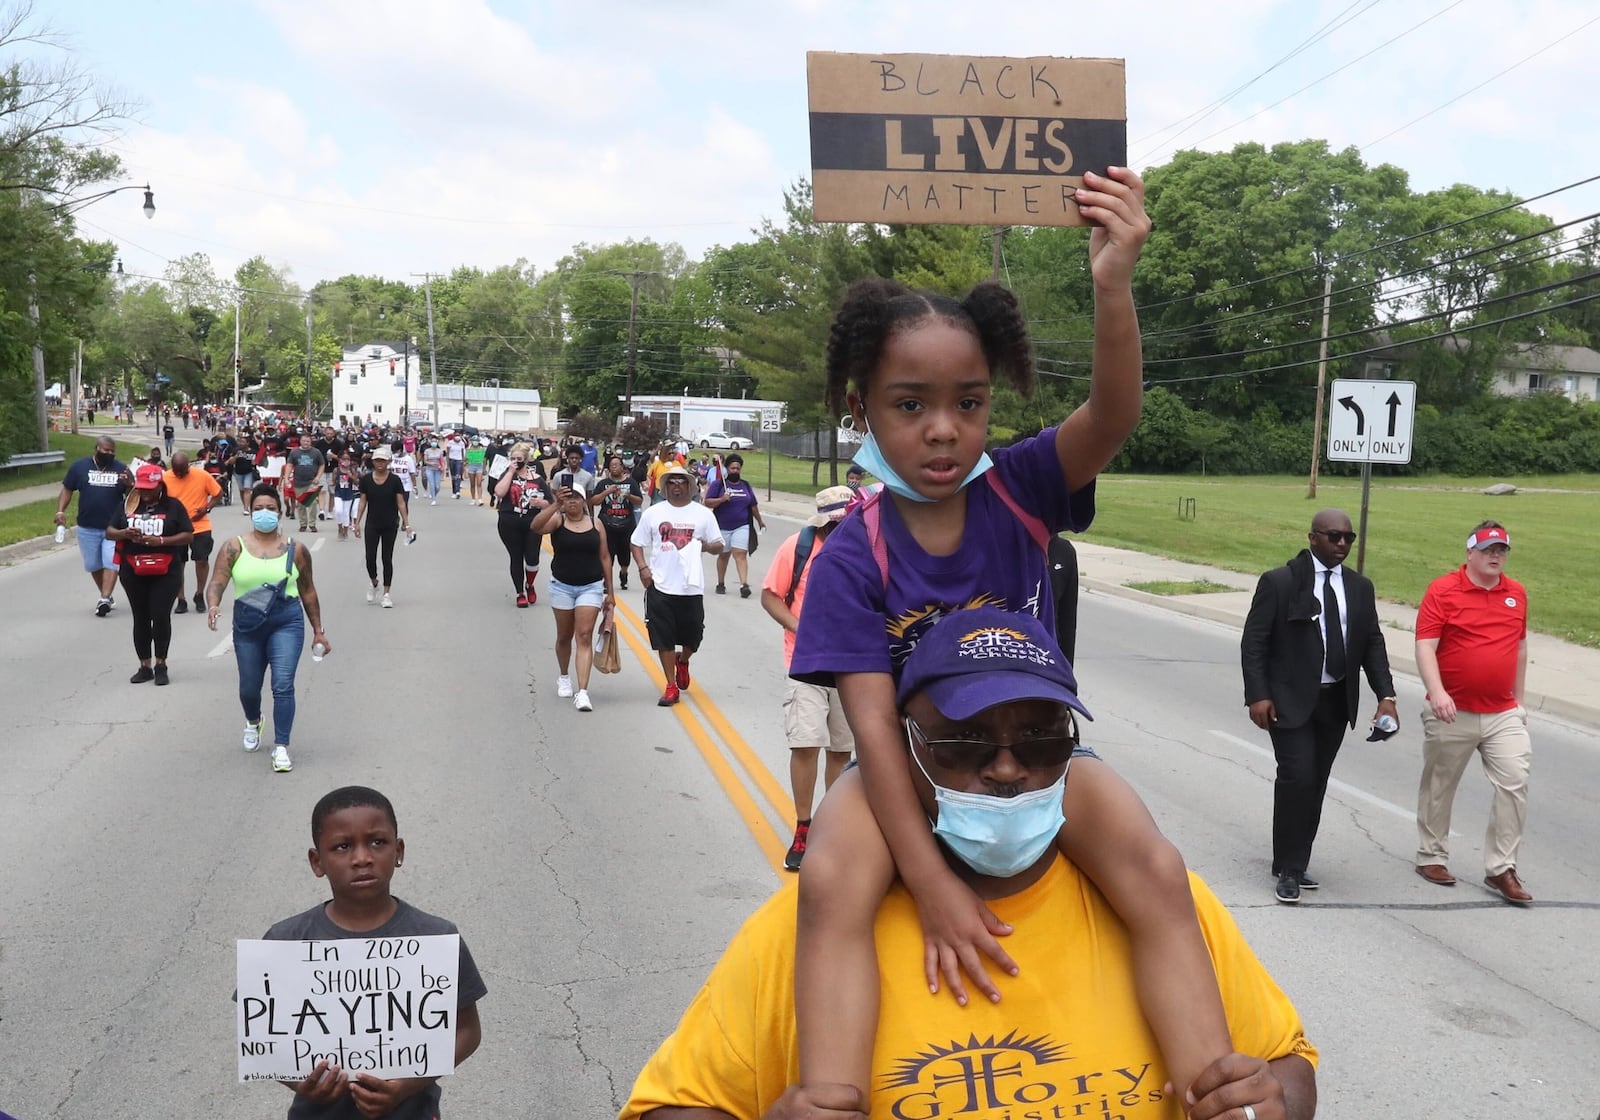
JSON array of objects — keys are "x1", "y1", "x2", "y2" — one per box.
[{"x1": 94, "y1": 451, "x2": 115, "y2": 468}]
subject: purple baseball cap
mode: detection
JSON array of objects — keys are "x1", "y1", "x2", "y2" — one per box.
[{"x1": 897, "y1": 607, "x2": 1092, "y2": 723}]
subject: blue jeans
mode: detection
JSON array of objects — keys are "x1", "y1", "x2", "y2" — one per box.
[
  {"x1": 233, "y1": 595, "x2": 305, "y2": 746},
  {"x1": 425, "y1": 466, "x2": 443, "y2": 498}
]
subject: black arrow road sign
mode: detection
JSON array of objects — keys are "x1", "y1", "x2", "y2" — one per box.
[
  {"x1": 1385, "y1": 391, "x2": 1402, "y2": 437},
  {"x1": 1338, "y1": 395, "x2": 1365, "y2": 435}
]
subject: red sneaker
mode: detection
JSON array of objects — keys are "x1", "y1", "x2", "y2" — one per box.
[
  {"x1": 675, "y1": 656, "x2": 691, "y2": 691},
  {"x1": 526, "y1": 586, "x2": 537, "y2": 606},
  {"x1": 658, "y1": 684, "x2": 680, "y2": 707},
  {"x1": 516, "y1": 594, "x2": 529, "y2": 608}
]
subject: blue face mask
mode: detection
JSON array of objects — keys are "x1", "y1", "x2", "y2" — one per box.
[
  {"x1": 251, "y1": 509, "x2": 280, "y2": 533},
  {"x1": 911, "y1": 731, "x2": 1067, "y2": 878},
  {"x1": 851, "y1": 427, "x2": 992, "y2": 504}
]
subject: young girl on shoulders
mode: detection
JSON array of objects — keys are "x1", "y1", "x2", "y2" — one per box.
[{"x1": 789, "y1": 168, "x2": 1234, "y2": 1109}]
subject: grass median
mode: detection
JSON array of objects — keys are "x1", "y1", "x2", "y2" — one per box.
[
  {"x1": 0, "y1": 498, "x2": 65, "y2": 550},
  {"x1": 0, "y1": 432, "x2": 159, "y2": 495},
  {"x1": 1091, "y1": 474, "x2": 1600, "y2": 647}
]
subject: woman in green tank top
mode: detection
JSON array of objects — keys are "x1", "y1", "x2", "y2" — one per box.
[{"x1": 204, "y1": 484, "x2": 330, "y2": 774}]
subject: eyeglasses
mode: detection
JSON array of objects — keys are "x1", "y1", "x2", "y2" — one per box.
[
  {"x1": 1316, "y1": 530, "x2": 1358, "y2": 545},
  {"x1": 904, "y1": 716, "x2": 1078, "y2": 772}
]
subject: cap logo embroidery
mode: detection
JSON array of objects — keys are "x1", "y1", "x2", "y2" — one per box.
[{"x1": 956, "y1": 626, "x2": 1055, "y2": 666}]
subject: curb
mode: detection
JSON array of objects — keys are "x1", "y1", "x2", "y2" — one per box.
[
  {"x1": 1082, "y1": 577, "x2": 1600, "y2": 729},
  {"x1": 0, "y1": 535, "x2": 69, "y2": 568}
]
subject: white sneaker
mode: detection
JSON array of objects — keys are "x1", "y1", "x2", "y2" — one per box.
[
  {"x1": 271, "y1": 745, "x2": 292, "y2": 772},
  {"x1": 574, "y1": 689, "x2": 593, "y2": 712},
  {"x1": 430, "y1": 498, "x2": 437, "y2": 505},
  {"x1": 557, "y1": 675, "x2": 573, "y2": 698},
  {"x1": 381, "y1": 592, "x2": 394, "y2": 609},
  {"x1": 366, "y1": 585, "x2": 377, "y2": 604},
  {"x1": 242, "y1": 720, "x2": 262, "y2": 752}
]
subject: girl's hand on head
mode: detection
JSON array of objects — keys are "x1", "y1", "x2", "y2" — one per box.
[{"x1": 1077, "y1": 166, "x2": 1151, "y2": 292}]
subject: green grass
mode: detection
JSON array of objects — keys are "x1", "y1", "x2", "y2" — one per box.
[
  {"x1": 743, "y1": 452, "x2": 859, "y2": 498},
  {"x1": 1125, "y1": 579, "x2": 1237, "y2": 595},
  {"x1": 0, "y1": 432, "x2": 157, "y2": 495},
  {"x1": 1092, "y1": 474, "x2": 1600, "y2": 647},
  {"x1": 0, "y1": 498, "x2": 61, "y2": 549}
]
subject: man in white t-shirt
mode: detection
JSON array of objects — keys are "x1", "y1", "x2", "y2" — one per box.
[{"x1": 630, "y1": 463, "x2": 725, "y2": 708}]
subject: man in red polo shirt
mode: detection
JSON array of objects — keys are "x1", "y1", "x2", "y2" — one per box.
[{"x1": 1413, "y1": 520, "x2": 1532, "y2": 904}]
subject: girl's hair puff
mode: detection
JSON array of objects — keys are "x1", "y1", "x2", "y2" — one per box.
[{"x1": 824, "y1": 278, "x2": 1035, "y2": 416}]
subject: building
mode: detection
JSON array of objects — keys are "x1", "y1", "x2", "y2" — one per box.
[
  {"x1": 624, "y1": 392, "x2": 787, "y2": 444},
  {"x1": 331, "y1": 341, "x2": 552, "y2": 430},
  {"x1": 1488, "y1": 343, "x2": 1600, "y2": 402}
]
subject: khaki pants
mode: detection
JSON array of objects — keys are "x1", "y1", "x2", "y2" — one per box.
[{"x1": 1416, "y1": 706, "x2": 1531, "y2": 876}]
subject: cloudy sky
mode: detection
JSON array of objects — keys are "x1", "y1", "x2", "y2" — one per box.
[{"x1": 33, "y1": 0, "x2": 1600, "y2": 289}]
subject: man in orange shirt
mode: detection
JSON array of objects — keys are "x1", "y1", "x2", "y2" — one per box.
[
  {"x1": 163, "y1": 451, "x2": 222, "y2": 615},
  {"x1": 760, "y1": 486, "x2": 856, "y2": 871},
  {"x1": 1413, "y1": 520, "x2": 1533, "y2": 904}
]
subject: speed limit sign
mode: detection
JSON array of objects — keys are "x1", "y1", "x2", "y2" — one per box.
[{"x1": 760, "y1": 407, "x2": 782, "y2": 432}]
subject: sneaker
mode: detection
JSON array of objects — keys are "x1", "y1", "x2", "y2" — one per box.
[
  {"x1": 784, "y1": 822, "x2": 810, "y2": 871},
  {"x1": 557, "y1": 675, "x2": 574, "y2": 698},
  {"x1": 430, "y1": 498, "x2": 437, "y2": 505},
  {"x1": 129, "y1": 665, "x2": 154, "y2": 684},
  {"x1": 715, "y1": 583, "x2": 726, "y2": 594},
  {"x1": 574, "y1": 689, "x2": 593, "y2": 712},
  {"x1": 242, "y1": 720, "x2": 263, "y2": 752},
  {"x1": 526, "y1": 586, "x2": 537, "y2": 606},
  {"x1": 271, "y1": 745, "x2": 293, "y2": 773},
  {"x1": 318, "y1": 510, "x2": 325, "y2": 520},
  {"x1": 740, "y1": 584, "x2": 751, "y2": 599},
  {"x1": 193, "y1": 592, "x2": 205, "y2": 612},
  {"x1": 658, "y1": 684, "x2": 680, "y2": 707},
  {"x1": 173, "y1": 597, "x2": 189, "y2": 614},
  {"x1": 381, "y1": 592, "x2": 394, "y2": 609},
  {"x1": 366, "y1": 586, "x2": 377, "y2": 604},
  {"x1": 1274, "y1": 873, "x2": 1301, "y2": 904},
  {"x1": 153, "y1": 664, "x2": 169, "y2": 686},
  {"x1": 516, "y1": 594, "x2": 529, "y2": 608},
  {"x1": 95, "y1": 597, "x2": 111, "y2": 617},
  {"x1": 619, "y1": 570, "x2": 628, "y2": 590},
  {"x1": 676, "y1": 656, "x2": 691, "y2": 691}
]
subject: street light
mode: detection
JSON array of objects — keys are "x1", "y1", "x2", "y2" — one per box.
[{"x1": 43, "y1": 183, "x2": 157, "y2": 219}]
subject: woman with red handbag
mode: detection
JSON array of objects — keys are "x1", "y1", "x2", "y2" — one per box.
[{"x1": 107, "y1": 463, "x2": 194, "y2": 685}]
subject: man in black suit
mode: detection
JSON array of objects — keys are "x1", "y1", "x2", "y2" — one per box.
[{"x1": 1242, "y1": 508, "x2": 1399, "y2": 904}]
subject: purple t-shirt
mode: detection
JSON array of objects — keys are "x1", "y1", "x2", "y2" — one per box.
[
  {"x1": 789, "y1": 427, "x2": 1094, "y2": 686},
  {"x1": 705, "y1": 477, "x2": 759, "y2": 531}
]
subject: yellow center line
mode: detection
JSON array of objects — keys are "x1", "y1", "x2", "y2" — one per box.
[{"x1": 610, "y1": 598, "x2": 789, "y2": 875}]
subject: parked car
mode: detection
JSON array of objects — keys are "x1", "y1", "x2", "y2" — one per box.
[{"x1": 699, "y1": 431, "x2": 753, "y2": 450}]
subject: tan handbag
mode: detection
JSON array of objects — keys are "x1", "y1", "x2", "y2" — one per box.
[{"x1": 595, "y1": 604, "x2": 622, "y2": 674}]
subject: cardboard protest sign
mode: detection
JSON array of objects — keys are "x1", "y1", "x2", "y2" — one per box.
[
  {"x1": 236, "y1": 934, "x2": 460, "y2": 1083},
  {"x1": 807, "y1": 52, "x2": 1126, "y2": 227}
]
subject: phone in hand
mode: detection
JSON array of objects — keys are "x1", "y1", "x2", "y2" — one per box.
[{"x1": 558, "y1": 472, "x2": 574, "y2": 490}]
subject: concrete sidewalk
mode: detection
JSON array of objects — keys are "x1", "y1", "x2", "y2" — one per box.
[{"x1": 756, "y1": 489, "x2": 1600, "y2": 729}]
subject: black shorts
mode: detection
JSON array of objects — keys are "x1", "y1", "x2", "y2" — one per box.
[
  {"x1": 189, "y1": 531, "x2": 214, "y2": 561},
  {"x1": 645, "y1": 586, "x2": 704, "y2": 652}
]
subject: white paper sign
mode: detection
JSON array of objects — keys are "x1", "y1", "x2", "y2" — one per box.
[
  {"x1": 236, "y1": 934, "x2": 460, "y2": 1083},
  {"x1": 487, "y1": 454, "x2": 510, "y2": 479},
  {"x1": 260, "y1": 456, "x2": 287, "y2": 479}
]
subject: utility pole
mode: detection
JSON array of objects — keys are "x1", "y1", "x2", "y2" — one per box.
[
  {"x1": 990, "y1": 226, "x2": 1005, "y2": 281},
  {"x1": 1306, "y1": 269, "x2": 1336, "y2": 499},
  {"x1": 624, "y1": 270, "x2": 643, "y2": 418},
  {"x1": 233, "y1": 293, "x2": 242, "y2": 410},
  {"x1": 28, "y1": 275, "x2": 47, "y2": 449},
  {"x1": 71, "y1": 338, "x2": 83, "y2": 435},
  {"x1": 415, "y1": 272, "x2": 440, "y2": 426},
  {"x1": 304, "y1": 302, "x2": 314, "y2": 421}
]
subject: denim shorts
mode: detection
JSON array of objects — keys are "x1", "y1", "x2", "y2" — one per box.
[
  {"x1": 719, "y1": 524, "x2": 750, "y2": 552},
  {"x1": 77, "y1": 526, "x2": 117, "y2": 572},
  {"x1": 548, "y1": 578, "x2": 606, "y2": 610}
]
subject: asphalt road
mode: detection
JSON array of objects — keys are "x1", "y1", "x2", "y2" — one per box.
[{"x1": 1, "y1": 492, "x2": 1596, "y2": 1119}]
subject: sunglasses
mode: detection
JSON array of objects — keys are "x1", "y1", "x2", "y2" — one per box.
[
  {"x1": 904, "y1": 716, "x2": 1079, "y2": 772},
  {"x1": 1316, "y1": 530, "x2": 1358, "y2": 545}
]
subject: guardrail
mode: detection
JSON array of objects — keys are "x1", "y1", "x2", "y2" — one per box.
[{"x1": 0, "y1": 449, "x2": 66, "y2": 471}]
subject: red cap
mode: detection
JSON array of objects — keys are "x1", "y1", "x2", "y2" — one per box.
[
  {"x1": 134, "y1": 463, "x2": 165, "y2": 489},
  {"x1": 1466, "y1": 526, "x2": 1510, "y2": 550}
]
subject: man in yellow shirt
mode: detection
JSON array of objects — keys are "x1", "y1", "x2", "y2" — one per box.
[{"x1": 622, "y1": 608, "x2": 1319, "y2": 1120}]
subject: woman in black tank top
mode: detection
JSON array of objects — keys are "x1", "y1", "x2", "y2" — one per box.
[{"x1": 531, "y1": 483, "x2": 614, "y2": 711}]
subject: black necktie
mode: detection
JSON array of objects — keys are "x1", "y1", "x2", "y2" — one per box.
[{"x1": 1323, "y1": 569, "x2": 1346, "y2": 681}]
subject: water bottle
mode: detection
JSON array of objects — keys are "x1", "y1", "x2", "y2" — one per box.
[
  {"x1": 1376, "y1": 713, "x2": 1399, "y2": 734},
  {"x1": 311, "y1": 641, "x2": 326, "y2": 662},
  {"x1": 54, "y1": 524, "x2": 66, "y2": 544}
]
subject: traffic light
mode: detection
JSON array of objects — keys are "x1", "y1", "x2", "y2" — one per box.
[
  {"x1": 202, "y1": 354, "x2": 212, "y2": 373},
  {"x1": 259, "y1": 357, "x2": 267, "y2": 377},
  {"x1": 360, "y1": 362, "x2": 367, "y2": 376},
  {"x1": 235, "y1": 356, "x2": 243, "y2": 374}
]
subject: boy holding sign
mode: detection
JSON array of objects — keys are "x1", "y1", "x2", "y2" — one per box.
[{"x1": 242, "y1": 786, "x2": 486, "y2": 1118}]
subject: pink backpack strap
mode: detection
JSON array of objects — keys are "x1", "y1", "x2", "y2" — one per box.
[
  {"x1": 861, "y1": 472, "x2": 1049, "y2": 594},
  {"x1": 983, "y1": 470, "x2": 1051, "y2": 553}
]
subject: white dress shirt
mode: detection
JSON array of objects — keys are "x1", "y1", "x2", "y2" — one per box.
[{"x1": 1313, "y1": 557, "x2": 1349, "y2": 684}]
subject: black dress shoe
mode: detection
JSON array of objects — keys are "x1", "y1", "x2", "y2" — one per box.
[
  {"x1": 1274, "y1": 873, "x2": 1301, "y2": 904},
  {"x1": 1297, "y1": 873, "x2": 1319, "y2": 890}
]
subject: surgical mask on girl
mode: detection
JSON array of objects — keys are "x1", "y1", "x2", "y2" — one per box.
[
  {"x1": 251, "y1": 509, "x2": 280, "y2": 533},
  {"x1": 850, "y1": 422, "x2": 992, "y2": 503},
  {"x1": 910, "y1": 733, "x2": 1067, "y2": 878}
]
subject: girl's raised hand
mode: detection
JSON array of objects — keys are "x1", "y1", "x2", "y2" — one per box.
[{"x1": 1076, "y1": 166, "x2": 1151, "y2": 292}]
